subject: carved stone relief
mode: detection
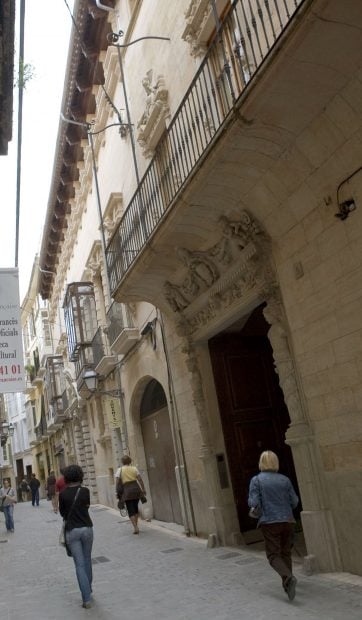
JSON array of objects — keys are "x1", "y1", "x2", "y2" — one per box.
[
  {"x1": 182, "y1": 0, "x2": 229, "y2": 58},
  {"x1": 263, "y1": 296, "x2": 305, "y2": 425},
  {"x1": 102, "y1": 192, "x2": 123, "y2": 241},
  {"x1": 163, "y1": 210, "x2": 273, "y2": 336},
  {"x1": 136, "y1": 70, "x2": 170, "y2": 158},
  {"x1": 85, "y1": 240, "x2": 103, "y2": 279}
]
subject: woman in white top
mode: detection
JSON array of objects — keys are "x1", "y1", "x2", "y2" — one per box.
[
  {"x1": 116, "y1": 455, "x2": 146, "y2": 534},
  {"x1": 0, "y1": 479, "x2": 17, "y2": 532}
]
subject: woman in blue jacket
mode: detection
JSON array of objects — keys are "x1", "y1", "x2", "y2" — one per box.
[{"x1": 248, "y1": 450, "x2": 299, "y2": 601}]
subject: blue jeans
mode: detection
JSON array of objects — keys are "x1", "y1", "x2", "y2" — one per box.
[
  {"x1": 3, "y1": 504, "x2": 14, "y2": 531},
  {"x1": 66, "y1": 527, "x2": 93, "y2": 603},
  {"x1": 31, "y1": 489, "x2": 39, "y2": 506}
]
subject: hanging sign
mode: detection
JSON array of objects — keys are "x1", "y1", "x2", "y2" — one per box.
[
  {"x1": 102, "y1": 395, "x2": 122, "y2": 429},
  {"x1": 0, "y1": 268, "x2": 25, "y2": 393}
]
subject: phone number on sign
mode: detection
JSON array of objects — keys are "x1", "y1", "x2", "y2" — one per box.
[{"x1": 0, "y1": 365, "x2": 22, "y2": 375}]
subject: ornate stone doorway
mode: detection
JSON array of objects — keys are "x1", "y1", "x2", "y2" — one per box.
[{"x1": 209, "y1": 304, "x2": 301, "y2": 534}]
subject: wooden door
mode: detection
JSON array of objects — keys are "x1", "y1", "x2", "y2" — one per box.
[
  {"x1": 209, "y1": 308, "x2": 299, "y2": 532},
  {"x1": 141, "y1": 407, "x2": 183, "y2": 524}
]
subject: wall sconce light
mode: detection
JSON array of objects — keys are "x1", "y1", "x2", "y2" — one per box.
[
  {"x1": 335, "y1": 198, "x2": 356, "y2": 221},
  {"x1": 335, "y1": 167, "x2": 361, "y2": 221}
]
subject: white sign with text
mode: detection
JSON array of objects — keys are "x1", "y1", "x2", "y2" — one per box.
[{"x1": 0, "y1": 269, "x2": 25, "y2": 392}]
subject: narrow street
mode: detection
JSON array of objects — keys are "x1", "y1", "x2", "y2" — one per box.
[{"x1": 0, "y1": 500, "x2": 361, "y2": 619}]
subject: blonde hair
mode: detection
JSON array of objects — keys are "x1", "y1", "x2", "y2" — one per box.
[{"x1": 259, "y1": 450, "x2": 279, "y2": 472}]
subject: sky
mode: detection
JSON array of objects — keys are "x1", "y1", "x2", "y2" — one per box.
[{"x1": 0, "y1": 0, "x2": 74, "y2": 301}]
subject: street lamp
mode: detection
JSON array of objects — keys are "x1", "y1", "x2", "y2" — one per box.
[
  {"x1": 0, "y1": 422, "x2": 15, "y2": 447},
  {"x1": 82, "y1": 368, "x2": 121, "y2": 398}
]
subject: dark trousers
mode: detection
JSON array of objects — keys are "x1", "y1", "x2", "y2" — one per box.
[
  {"x1": 260, "y1": 522, "x2": 294, "y2": 583},
  {"x1": 31, "y1": 489, "x2": 39, "y2": 506}
]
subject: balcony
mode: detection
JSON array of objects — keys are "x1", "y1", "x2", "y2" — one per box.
[
  {"x1": 44, "y1": 356, "x2": 68, "y2": 427},
  {"x1": 91, "y1": 327, "x2": 117, "y2": 376},
  {"x1": 106, "y1": 0, "x2": 305, "y2": 299},
  {"x1": 106, "y1": 302, "x2": 139, "y2": 356},
  {"x1": 35, "y1": 415, "x2": 48, "y2": 442},
  {"x1": 46, "y1": 404, "x2": 61, "y2": 431},
  {"x1": 63, "y1": 282, "x2": 98, "y2": 363},
  {"x1": 104, "y1": 0, "x2": 362, "y2": 317}
]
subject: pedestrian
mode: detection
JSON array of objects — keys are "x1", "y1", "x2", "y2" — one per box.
[
  {"x1": 115, "y1": 455, "x2": 146, "y2": 535},
  {"x1": 0, "y1": 479, "x2": 17, "y2": 532},
  {"x1": 248, "y1": 450, "x2": 299, "y2": 601},
  {"x1": 55, "y1": 467, "x2": 66, "y2": 513},
  {"x1": 29, "y1": 473, "x2": 41, "y2": 507},
  {"x1": 20, "y1": 478, "x2": 30, "y2": 502},
  {"x1": 46, "y1": 470, "x2": 57, "y2": 513},
  {"x1": 59, "y1": 465, "x2": 93, "y2": 609}
]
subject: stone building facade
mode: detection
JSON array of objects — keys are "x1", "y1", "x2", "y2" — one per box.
[{"x1": 35, "y1": 0, "x2": 362, "y2": 575}]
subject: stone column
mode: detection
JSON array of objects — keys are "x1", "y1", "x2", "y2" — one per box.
[
  {"x1": 263, "y1": 296, "x2": 342, "y2": 572},
  {"x1": 182, "y1": 338, "x2": 230, "y2": 546}
]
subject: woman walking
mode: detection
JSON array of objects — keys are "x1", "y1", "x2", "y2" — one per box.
[
  {"x1": 116, "y1": 455, "x2": 146, "y2": 535},
  {"x1": 0, "y1": 479, "x2": 17, "y2": 532},
  {"x1": 248, "y1": 450, "x2": 299, "y2": 601},
  {"x1": 59, "y1": 465, "x2": 93, "y2": 609}
]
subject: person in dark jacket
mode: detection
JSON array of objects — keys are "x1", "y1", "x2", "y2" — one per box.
[
  {"x1": 46, "y1": 471, "x2": 57, "y2": 513},
  {"x1": 19, "y1": 478, "x2": 30, "y2": 502},
  {"x1": 28, "y1": 473, "x2": 41, "y2": 507},
  {"x1": 59, "y1": 465, "x2": 93, "y2": 609},
  {"x1": 248, "y1": 450, "x2": 299, "y2": 601}
]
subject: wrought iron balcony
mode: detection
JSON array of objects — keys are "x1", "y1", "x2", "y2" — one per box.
[
  {"x1": 106, "y1": 0, "x2": 303, "y2": 295},
  {"x1": 44, "y1": 356, "x2": 67, "y2": 425},
  {"x1": 106, "y1": 302, "x2": 139, "y2": 356},
  {"x1": 91, "y1": 327, "x2": 117, "y2": 376}
]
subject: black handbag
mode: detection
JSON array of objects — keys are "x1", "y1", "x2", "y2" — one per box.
[{"x1": 60, "y1": 487, "x2": 81, "y2": 557}]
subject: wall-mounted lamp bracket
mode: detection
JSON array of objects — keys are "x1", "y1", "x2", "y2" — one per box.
[{"x1": 335, "y1": 198, "x2": 356, "y2": 221}]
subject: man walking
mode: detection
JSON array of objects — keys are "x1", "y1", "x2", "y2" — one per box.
[
  {"x1": 20, "y1": 478, "x2": 30, "y2": 502},
  {"x1": 29, "y1": 473, "x2": 41, "y2": 507}
]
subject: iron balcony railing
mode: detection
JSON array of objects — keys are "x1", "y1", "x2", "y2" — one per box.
[
  {"x1": 91, "y1": 327, "x2": 107, "y2": 368},
  {"x1": 61, "y1": 389, "x2": 69, "y2": 413},
  {"x1": 106, "y1": 0, "x2": 303, "y2": 293},
  {"x1": 106, "y1": 302, "x2": 134, "y2": 348}
]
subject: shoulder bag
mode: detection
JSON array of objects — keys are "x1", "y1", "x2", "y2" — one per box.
[
  {"x1": 0, "y1": 488, "x2": 11, "y2": 512},
  {"x1": 59, "y1": 487, "x2": 81, "y2": 557},
  {"x1": 248, "y1": 475, "x2": 263, "y2": 519}
]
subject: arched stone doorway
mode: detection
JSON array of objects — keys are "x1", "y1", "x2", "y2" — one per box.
[
  {"x1": 209, "y1": 303, "x2": 301, "y2": 537},
  {"x1": 140, "y1": 379, "x2": 182, "y2": 524}
]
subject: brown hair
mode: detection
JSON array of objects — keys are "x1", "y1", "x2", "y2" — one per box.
[{"x1": 121, "y1": 455, "x2": 132, "y2": 465}]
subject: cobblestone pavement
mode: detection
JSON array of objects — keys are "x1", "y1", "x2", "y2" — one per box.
[{"x1": 0, "y1": 500, "x2": 361, "y2": 619}]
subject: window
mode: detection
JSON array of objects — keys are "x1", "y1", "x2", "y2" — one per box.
[{"x1": 41, "y1": 310, "x2": 52, "y2": 347}]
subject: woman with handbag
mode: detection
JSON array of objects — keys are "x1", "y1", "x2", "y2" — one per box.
[
  {"x1": 248, "y1": 450, "x2": 299, "y2": 601},
  {"x1": 0, "y1": 479, "x2": 17, "y2": 532},
  {"x1": 116, "y1": 455, "x2": 146, "y2": 535},
  {"x1": 59, "y1": 465, "x2": 93, "y2": 609}
]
